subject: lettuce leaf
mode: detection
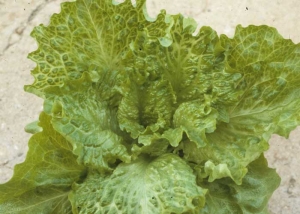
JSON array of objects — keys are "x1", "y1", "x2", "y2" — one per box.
[
  {"x1": 199, "y1": 155, "x2": 280, "y2": 214},
  {"x1": 221, "y1": 25, "x2": 300, "y2": 140},
  {"x1": 127, "y1": 15, "x2": 242, "y2": 107},
  {"x1": 176, "y1": 25, "x2": 300, "y2": 185},
  {"x1": 25, "y1": 0, "x2": 171, "y2": 97},
  {"x1": 44, "y1": 73, "x2": 131, "y2": 172},
  {"x1": 0, "y1": 113, "x2": 87, "y2": 214},
  {"x1": 179, "y1": 130, "x2": 268, "y2": 185},
  {"x1": 69, "y1": 154, "x2": 206, "y2": 214}
]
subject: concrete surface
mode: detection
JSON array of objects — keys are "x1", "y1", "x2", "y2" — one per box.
[{"x1": 0, "y1": 0, "x2": 299, "y2": 213}]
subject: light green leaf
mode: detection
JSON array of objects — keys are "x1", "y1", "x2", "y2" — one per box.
[
  {"x1": 69, "y1": 154, "x2": 207, "y2": 214},
  {"x1": 130, "y1": 127, "x2": 184, "y2": 158},
  {"x1": 127, "y1": 15, "x2": 241, "y2": 109},
  {"x1": 24, "y1": 120, "x2": 42, "y2": 134},
  {"x1": 0, "y1": 112, "x2": 86, "y2": 214},
  {"x1": 44, "y1": 73, "x2": 131, "y2": 171},
  {"x1": 179, "y1": 25, "x2": 300, "y2": 185},
  {"x1": 117, "y1": 73, "x2": 175, "y2": 139},
  {"x1": 131, "y1": 138, "x2": 170, "y2": 158},
  {"x1": 25, "y1": 0, "x2": 171, "y2": 97},
  {"x1": 221, "y1": 25, "x2": 300, "y2": 139},
  {"x1": 199, "y1": 155, "x2": 280, "y2": 214},
  {"x1": 117, "y1": 14, "x2": 241, "y2": 151},
  {"x1": 179, "y1": 123, "x2": 269, "y2": 184},
  {"x1": 199, "y1": 160, "x2": 233, "y2": 182},
  {"x1": 173, "y1": 99, "x2": 219, "y2": 147}
]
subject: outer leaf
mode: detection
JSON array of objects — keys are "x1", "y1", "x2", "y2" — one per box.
[
  {"x1": 221, "y1": 25, "x2": 300, "y2": 139},
  {"x1": 178, "y1": 25, "x2": 300, "y2": 185},
  {"x1": 69, "y1": 154, "x2": 207, "y2": 214},
  {"x1": 25, "y1": 0, "x2": 171, "y2": 97},
  {"x1": 44, "y1": 73, "x2": 131, "y2": 171},
  {"x1": 199, "y1": 155, "x2": 280, "y2": 214},
  {"x1": 0, "y1": 113, "x2": 86, "y2": 214}
]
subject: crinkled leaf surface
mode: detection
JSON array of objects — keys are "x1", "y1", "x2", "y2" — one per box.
[
  {"x1": 117, "y1": 15, "x2": 241, "y2": 151},
  {"x1": 179, "y1": 123, "x2": 269, "y2": 184},
  {"x1": 25, "y1": 0, "x2": 170, "y2": 97},
  {"x1": 0, "y1": 113, "x2": 86, "y2": 214},
  {"x1": 199, "y1": 155, "x2": 280, "y2": 214},
  {"x1": 5, "y1": 0, "x2": 300, "y2": 212},
  {"x1": 127, "y1": 15, "x2": 241, "y2": 107},
  {"x1": 173, "y1": 100, "x2": 219, "y2": 146},
  {"x1": 221, "y1": 25, "x2": 300, "y2": 139},
  {"x1": 117, "y1": 68, "x2": 175, "y2": 139},
  {"x1": 176, "y1": 25, "x2": 300, "y2": 185},
  {"x1": 44, "y1": 73, "x2": 131, "y2": 171},
  {"x1": 69, "y1": 154, "x2": 206, "y2": 214}
]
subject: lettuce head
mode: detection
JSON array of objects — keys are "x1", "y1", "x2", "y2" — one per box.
[{"x1": 1, "y1": 0, "x2": 300, "y2": 213}]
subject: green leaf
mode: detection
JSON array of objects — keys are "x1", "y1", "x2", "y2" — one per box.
[
  {"x1": 117, "y1": 14, "x2": 241, "y2": 151},
  {"x1": 173, "y1": 99, "x2": 219, "y2": 147},
  {"x1": 25, "y1": 0, "x2": 171, "y2": 97},
  {"x1": 131, "y1": 138, "x2": 170, "y2": 158},
  {"x1": 0, "y1": 112, "x2": 86, "y2": 214},
  {"x1": 44, "y1": 73, "x2": 131, "y2": 171},
  {"x1": 199, "y1": 155, "x2": 280, "y2": 214},
  {"x1": 221, "y1": 25, "x2": 300, "y2": 139},
  {"x1": 179, "y1": 124, "x2": 269, "y2": 184},
  {"x1": 127, "y1": 15, "x2": 241, "y2": 109},
  {"x1": 24, "y1": 120, "x2": 42, "y2": 134},
  {"x1": 179, "y1": 25, "x2": 300, "y2": 185},
  {"x1": 69, "y1": 154, "x2": 207, "y2": 214},
  {"x1": 117, "y1": 71, "x2": 175, "y2": 139}
]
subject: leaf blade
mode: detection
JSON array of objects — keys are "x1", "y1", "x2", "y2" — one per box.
[
  {"x1": 44, "y1": 73, "x2": 131, "y2": 171},
  {"x1": 199, "y1": 155, "x2": 280, "y2": 214},
  {"x1": 0, "y1": 113, "x2": 86, "y2": 214},
  {"x1": 69, "y1": 154, "x2": 207, "y2": 214}
]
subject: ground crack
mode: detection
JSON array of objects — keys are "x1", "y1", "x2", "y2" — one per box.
[{"x1": 1, "y1": 0, "x2": 51, "y2": 55}]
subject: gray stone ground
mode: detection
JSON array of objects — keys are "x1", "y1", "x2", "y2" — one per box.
[{"x1": 0, "y1": 0, "x2": 299, "y2": 213}]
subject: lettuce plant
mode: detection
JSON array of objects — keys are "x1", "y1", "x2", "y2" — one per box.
[{"x1": 1, "y1": 0, "x2": 300, "y2": 213}]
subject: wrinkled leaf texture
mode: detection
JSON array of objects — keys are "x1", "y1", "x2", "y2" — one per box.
[{"x1": 1, "y1": 0, "x2": 299, "y2": 213}]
